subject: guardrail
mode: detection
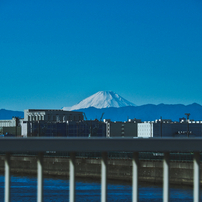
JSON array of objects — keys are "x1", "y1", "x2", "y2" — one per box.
[{"x1": 0, "y1": 137, "x2": 201, "y2": 202}]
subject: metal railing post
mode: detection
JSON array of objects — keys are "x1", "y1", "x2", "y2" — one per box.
[
  {"x1": 101, "y1": 152, "x2": 107, "y2": 202},
  {"x1": 5, "y1": 153, "x2": 10, "y2": 202},
  {"x1": 69, "y1": 152, "x2": 76, "y2": 202},
  {"x1": 37, "y1": 152, "x2": 43, "y2": 202},
  {"x1": 132, "y1": 152, "x2": 139, "y2": 202},
  {"x1": 163, "y1": 152, "x2": 170, "y2": 202},
  {"x1": 193, "y1": 152, "x2": 200, "y2": 202}
]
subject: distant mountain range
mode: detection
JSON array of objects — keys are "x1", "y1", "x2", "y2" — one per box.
[
  {"x1": 64, "y1": 91, "x2": 202, "y2": 121},
  {"x1": 1, "y1": 103, "x2": 202, "y2": 122},
  {"x1": 74, "y1": 103, "x2": 202, "y2": 122},
  {"x1": 0, "y1": 109, "x2": 24, "y2": 120},
  {"x1": 1, "y1": 91, "x2": 202, "y2": 122}
]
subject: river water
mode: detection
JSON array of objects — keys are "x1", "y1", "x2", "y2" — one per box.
[{"x1": 0, "y1": 174, "x2": 199, "y2": 201}]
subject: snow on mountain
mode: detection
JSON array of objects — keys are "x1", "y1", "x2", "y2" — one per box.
[{"x1": 63, "y1": 91, "x2": 135, "y2": 111}]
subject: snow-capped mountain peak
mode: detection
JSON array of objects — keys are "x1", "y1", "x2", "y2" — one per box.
[{"x1": 63, "y1": 91, "x2": 135, "y2": 110}]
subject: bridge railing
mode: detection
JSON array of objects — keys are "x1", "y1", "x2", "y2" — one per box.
[{"x1": 0, "y1": 137, "x2": 201, "y2": 202}]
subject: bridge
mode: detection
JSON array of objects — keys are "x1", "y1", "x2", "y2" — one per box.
[{"x1": 0, "y1": 137, "x2": 201, "y2": 202}]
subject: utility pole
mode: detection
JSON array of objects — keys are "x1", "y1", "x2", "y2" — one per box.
[{"x1": 185, "y1": 113, "x2": 190, "y2": 137}]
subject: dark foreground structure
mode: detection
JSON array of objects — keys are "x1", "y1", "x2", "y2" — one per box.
[{"x1": 0, "y1": 137, "x2": 201, "y2": 202}]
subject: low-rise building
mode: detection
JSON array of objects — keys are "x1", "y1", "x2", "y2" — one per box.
[
  {"x1": 0, "y1": 117, "x2": 22, "y2": 136},
  {"x1": 0, "y1": 117, "x2": 19, "y2": 127},
  {"x1": 22, "y1": 109, "x2": 84, "y2": 137},
  {"x1": 24, "y1": 109, "x2": 83, "y2": 122},
  {"x1": 2, "y1": 109, "x2": 202, "y2": 138},
  {"x1": 22, "y1": 109, "x2": 105, "y2": 137},
  {"x1": 67, "y1": 120, "x2": 106, "y2": 137},
  {"x1": 104, "y1": 118, "x2": 142, "y2": 138},
  {"x1": 138, "y1": 119, "x2": 202, "y2": 138},
  {"x1": 23, "y1": 119, "x2": 106, "y2": 137}
]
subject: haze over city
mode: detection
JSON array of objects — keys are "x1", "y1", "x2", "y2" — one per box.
[{"x1": 1, "y1": 0, "x2": 202, "y2": 111}]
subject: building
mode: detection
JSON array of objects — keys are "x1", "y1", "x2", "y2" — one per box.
[
  {"x1": 0, "y1": 117, "x2": 20, "y2": 127},
  {"x1": 0, "y1": 117, "x2": 22, "y2": 136},
  {"x1": 24, "y1": 121, "x2": 67, "y2": 137},
  {"x1": 104, "y1": 118, "x2": 142, "y2": 138},
  {"x1": 21, "y1": 109, "x2": 105, "y2": 138},
  {"x1": 138, "y1": 119, "x2": 202, "y2": 138},
  {"x1": 0, "y1": 127, "x2": 21, "y2": 137},
  {"x1": 3, "y1": 109, "x2": 202, "y2": 138},
  {"x1": 67, "y1": 120, "x2": 106, "y2": 137},
  {"x1": 22, "y1": 109, "x2": 84, "y2": 137},
  {"x1": 24, "y1": 109, "x2": 83, "y2": 122},
  {"x1": 23, "y1": 119, "x2": 106, "y2": 137}
]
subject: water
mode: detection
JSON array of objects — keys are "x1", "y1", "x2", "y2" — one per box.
[{"x1": 0, "y1": 174, "x2": 199, "y2": 201}]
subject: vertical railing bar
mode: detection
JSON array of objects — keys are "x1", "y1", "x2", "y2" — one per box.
[
  {"x1": 37, "y1": 152, "x2": 43, "y2": 202},
  {"x1": 193, "y1": 152, "x2": 200, "y2": 202},
  {"x1": 163, "y1": 152, "x2": 170, "y2": 202},
  {"x1": 5, "y1": 153, "x2": 10, "y2": 202},
  {"x1": 69, "y1": 152, "x2": 76, "y2": 202},
  {"x1": 132, "y1": 152, "x2": 139, "y2": 202},
  {"x1": 101, "y1": 152, "x2": 107, "y2": 202}
]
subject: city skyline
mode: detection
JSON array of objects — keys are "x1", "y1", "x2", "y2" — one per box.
[{"x1": 1, "y1": 0, "x2": 202, "y2": 111}]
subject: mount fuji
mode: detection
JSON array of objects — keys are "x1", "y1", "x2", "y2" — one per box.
[
  {"x1": 63, "y1": 91, "x2": 135, "y2": 111},
  {"x1": 63, "y1": 91, "x2": 202, "y2": 122}
]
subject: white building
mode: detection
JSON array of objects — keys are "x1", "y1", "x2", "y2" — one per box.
[
  {"x1": 138, "y1": 122, "x2": 154, "y2": 138},
  {"x1": 0, "y1": 117, "x2": 19, "y2": 127}
]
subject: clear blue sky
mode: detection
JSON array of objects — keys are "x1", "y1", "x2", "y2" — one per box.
[{"x1": 1, "y1": 0, "x2": 202, "y2": 111}]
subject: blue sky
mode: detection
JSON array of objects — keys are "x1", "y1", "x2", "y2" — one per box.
[{"x1": 1, "y1": 0, "x2": 202, "y2": 111}]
